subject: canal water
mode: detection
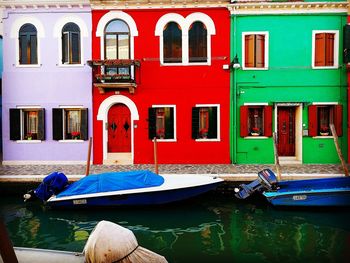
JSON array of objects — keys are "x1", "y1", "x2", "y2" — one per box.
[{"x1": 0, "y1": 194, "x2": 349, "y2": 263}]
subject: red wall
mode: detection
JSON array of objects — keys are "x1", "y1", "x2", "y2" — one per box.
[{"x1": 92, "y1": 8, "x2": 231, "y2": 164}]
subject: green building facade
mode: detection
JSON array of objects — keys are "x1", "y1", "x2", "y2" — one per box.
[{"x1": 230, "y1": 1, "x2": 349, "y2": 164}]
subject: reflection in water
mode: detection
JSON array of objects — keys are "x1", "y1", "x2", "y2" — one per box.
[{"x1": 1, "y1": 195, "x2": 350, "y2": 263}]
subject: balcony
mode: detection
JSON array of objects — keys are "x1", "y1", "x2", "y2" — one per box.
[{"x1": 87, "y1": 59, "x2": 141, "y2": 94}]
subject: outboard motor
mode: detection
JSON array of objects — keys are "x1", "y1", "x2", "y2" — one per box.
[
  {"x1": 24, "y1": 171, "x2": 69, "y2": 202},
  {"x1": 234, "y1": 169, "x2": 278, "y2": 199}
]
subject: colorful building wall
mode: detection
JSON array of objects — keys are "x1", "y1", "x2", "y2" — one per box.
[
  {"x1": 2, "y1": 3, "x2": 92, "y2": 164},
  {"x1": 91, "y1": 6, "x2": 231, "y2": 164},
  {"x1": 230, "y1": 2, "x2": 348, "y2": 164}
]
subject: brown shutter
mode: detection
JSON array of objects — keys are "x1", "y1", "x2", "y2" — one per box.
[
  {"x1": 315, "y1": 33, "x2": 325, "y2": 66},
  {"x1": 325, "y1": 33, "x2": 334, "y2": 66},
  {"x1": 52, "y1": 108, "x2": 63, "y2": 140},
  {"x1": 240, "y1": 106, "x2": 249, "y2": 137},
  {"x1": 192, "y1": 107, "x2": 200, "y2": 139},
  {"x1": 148, "y1": 108, "x2": 156, "y2": 140},
  {"x1": 256, "y1": 35, "x2": 265, "y2": 68},
  {"x1": 263, "y1": 106, "x2": 273, "y2": 137},
  {"x1": 244, "y1": 35, "x2": 254, "y2": 68},
  {"x1": 333, "y1": 105, "x2": 343, "y2": 136},
  {"x1": 308, "y1": 105, "x2": 318, "y2": 137},
  {"x1": 80, "y1": 108, "x2": 88, "y2": 140},
  {"x1": 10, "y1": 109, "x2": 21, "y2": 140},
  {"x1": 37, "y1": 109, "x2": 45, "y2": 140}
]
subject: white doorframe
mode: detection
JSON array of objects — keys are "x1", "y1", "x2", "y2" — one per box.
[{"x1": 97, "y1": 95, "x2": 139, "y2": 163}]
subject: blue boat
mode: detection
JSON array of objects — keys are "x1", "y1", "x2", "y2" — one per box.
[
  {"x1": 234, "y1": 169, "x2": 350, "y2": 207},
  {"x1": 25, "y1": 170, "x2": 223, "y2": 208}
]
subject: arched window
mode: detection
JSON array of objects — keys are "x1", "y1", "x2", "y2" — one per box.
[
  {"x1": 104, "y1": 19, "x2": 130, "y2": 60},
  {"x1": 19, "y1": 23, "x2": 37, "y2": 64},
  {"x1": 163, "y1": 22, "x2": 182, "y2": 63},
  {"x1": 189, "y1": 22, "x2": 207, "y2": 63},
  {"x1": 62, "y1": 22, "x2": 81, "y2": 64}
]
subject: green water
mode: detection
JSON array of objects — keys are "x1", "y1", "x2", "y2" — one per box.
[{"x1": 0, "y1": 194, "x2": 349, "y2": 263}]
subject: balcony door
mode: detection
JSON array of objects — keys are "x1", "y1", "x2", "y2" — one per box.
[{"x1": 108, "y1": 104, "x2": 131, "y2": 153}]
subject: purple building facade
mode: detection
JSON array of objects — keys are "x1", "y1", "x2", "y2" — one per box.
[{"x1": 2, "y1": 2, "x2": 92, "y2": 164}]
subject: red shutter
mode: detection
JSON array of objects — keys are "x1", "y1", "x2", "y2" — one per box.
[
  {"x1": 308, "y1": 105, "x2": 318, "y2": 137},
  {"x1": 244, "y1": 35, "x2": 254, "y2": 68},
  {"x1": 263, "y1": 106, "x2": 273, "y2": 137},
  {"x1": 325, "y1": 33, "x2": 334, "y2": 66},
  {"x1": 315, "y1": 33, "x2": 326, "y2": 67},
  {"x1": 334, "y1": 105, "x2": 343, "y2": 136},
  {"x1": 240, "y1": 106, "x2": 249, "y2": 137},
  {"x1": 256, "y1": 35, "x2": 265, "y2": 68}
]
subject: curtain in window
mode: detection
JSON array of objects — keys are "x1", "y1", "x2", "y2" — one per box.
[
  {"x1": 25, "y1": 111, "x2": 38, "y2": 135},
  {"x1": 163, "y1": 22, "x2": 182, "y2": 63},
  {"x1": 189, "y1": 22, "x2": 207, "y2": 63},
  {"x1": 248, "y1": 107, "x2": 263, "y2": 135},
  {"x1": 19, "y1": 23, "x2": 37, "y2": 64},
  {"x1": 66, "y1": 110, "x2": 81, "y2": 139},
  {"x1": 62, "y1": 23, "x2": 81, "y2": 64},
  {"x1": 315, "y1": 33, "x2": 335, "y2": 67}
]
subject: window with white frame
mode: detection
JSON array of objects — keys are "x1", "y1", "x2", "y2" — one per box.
[
  {"x1": 62, "y1": 22, "x2": 81, "y2": 64},
  {"x1": 155, "y1": 13, "x2": 215, "y2": 65},
  {"x1": 242, "y1": 32, "x2": 269, "y2": 70},
  {"x1": 312, "y1": 30, "x2": 339, "y2": 69},
  {"x1": 52, "y1": 108, "x2": 88, "y2": 140},
  {"x1": 9, "y1": 108, "x2": 45, "y2": 141},
  {"x1": 192, "y1": 105, "x2": 219, "y2": 140},
  {"x1": 148, "y1": 106, "x2": 175, "y2": 140}
]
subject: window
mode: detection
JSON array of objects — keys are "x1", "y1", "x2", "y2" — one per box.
[
  {"x1": 104, "y1": 19, "x2": 130, "y2": 75},
  {"x1": 62, "y1": 23, "x2": 81, "y2": 64},
  {"x1": 243, "y1": 32, "x2": 268, "y2": 69},
  {"x1": 189, "y1": 22, "x2": 207, "y2": 63},
  {"x1": 148, "y1": 106, "x2": 175, "y2": 140},
  {"x1": 192, "y1": 106, "x2": 218, "y2": 140},
  {"x1": 19, "y1": 23, "x2": 38, "y2": 65},
  {"x1": 163, "y1": 22, "x2": 182, "y2": 63},
  {"x1": 313, "y1": 31, "x2": 338, "y2": 68},
  {"x1": 240, "y1": 105, "x2": 272, "y2": 137},
  {"x1": 9, "y1": 108, "x2": 45, "y2": 141},
  {"x1": 308, "y1": 104, "x2": 342, "y2": 137},
  {"x1": 52, "y1": 108, "x2": 88, "y2": 140}
]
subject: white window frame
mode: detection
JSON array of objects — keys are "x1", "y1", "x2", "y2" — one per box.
[
  {"x1": 58, "y1": 105, "x2": 84, "y2": 142},
  {"x1": 15, "y1": 105, "x2": 42, "y2": 143},
  {"x1": 53, "y1": 16, "x2": 88, "y2": 67},
  {"x1": 242, "y1": 31, "x2": 269, "y2": 71},
  {"x1": 311, "y1": 30, "x2": 339, "y2": 69},
  {"x1": 155, "y1": 12, "x2": 216, "y2": 66},
  {"x1": 194, "y1": 104, "x2": 220, "y2": 142},
  {"x1": 11, "y1": 17, "x2": 45, "y2": 68},
  {"x1": 151, "y1": 104, "x2": 177, "y2": 142}
]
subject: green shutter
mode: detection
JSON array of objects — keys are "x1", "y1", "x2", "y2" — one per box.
[
  {"x1": 192, "y1": 107, "x2": 200, "y2": 139},
  {"x1": 9, "y1": 109, "x2": 21, "y2": 140},
  {"x1": 148, "y1": 108, "x2": 156, "y2": 140}
]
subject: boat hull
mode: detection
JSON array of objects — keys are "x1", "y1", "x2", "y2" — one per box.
[{"x1": 47, "y1": 181, "x2": 222, "y2": 208}]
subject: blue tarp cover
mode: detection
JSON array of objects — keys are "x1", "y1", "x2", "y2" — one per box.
[
  {"x1": 57, "y1": 170, "x2": 164, "y2": 198},
  {"x1": 35, "y1": 171, "x2": 69, "y2": 201}
]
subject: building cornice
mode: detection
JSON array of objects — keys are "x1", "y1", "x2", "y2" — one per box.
[
  {"x1": 0, "y1": 1, "x2": 89, "y2": 9},
  {"x1": 229, "y1": 2, "x2": 348, "y2": 15}
]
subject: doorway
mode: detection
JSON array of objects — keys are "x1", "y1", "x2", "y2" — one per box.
[{"x1": 277, "y1": 107, "x2": 296, "y2": 156}]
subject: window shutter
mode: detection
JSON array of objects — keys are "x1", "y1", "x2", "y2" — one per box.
[
  {"x1": 244, "y1": 35, "x2": 254, "y2": 68},
  {"x1": 315, "y1": 33, "x2": 326, "y2": 67},
  {"x1": 192, "y1": 107, "x2": 200, "y2": 139},
  {"x1": 333, "y1": 105, "x2": 343, "y2": 137},
  {"x1": 343, "y1": 24, "x2": 350, "y2": 63},
  {"x1": 256, "y1": 35, "x2": 265, "y2": 68},
  {"x1": 52, "y1": 108, "x2": 63, "y2": 140},
  {"x1": 148, "y1": 108, "x2": 156, "y2": 140},
  {"x1": 37, "y1": 109, "x2": 45, "y2": 140},
  {"x1": 71, "y1": 32, "x2": 80, "y2": 63},
  {"x1": 62, "y1": 33, "x2": 68, "y2": 64},
  {"x1": 19, "y1": 35, "x2": 27, "y2": 64},
  {"x1": 308, "y1": 105, "x2": 318, "y2": 137},
  {"x1": 240, "y1": 106, "x2": 249, "y2": 137},
  {"x1": 9, "y1": 109, "x2": 21, "y2": 140},
  {"x1": 325, "y1": 33, "x2": 334, "y2": 66},
  {"x1": 30, "y1": 34, "x2": 37, "y2": 64},
  {"x1": 263, "y1": 106, "x2": 273, "y2": 137},
  {"x1": 80, "y1": 108, "x2": 88, "y2": 140},
  {"x1": 208, "y1": 107, "x2": 218, "y2": 139},
  {"x1": 165, "y1": 107, "x2": 174, "y2": 139}
]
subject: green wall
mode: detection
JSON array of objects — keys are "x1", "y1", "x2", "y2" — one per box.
[{"x1": 231, "y1": 14, "x2": 348, "y2": 164}]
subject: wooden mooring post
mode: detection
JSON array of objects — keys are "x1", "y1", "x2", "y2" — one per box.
[
  {"x1": 273, "y1": 132, "x2": 282, "y2": 181},
  {"x1": 0, "y1": 219, "x2": 18, "y2": 263},
  {"x1": 330, "y1": 124, "x2": 349, "y2": 176},
  {"x1": 85, "y1": 137, "x2": 92, "y2": 176},
  {"x1": 154, "y1": 137, "x2": 159, "y2": 174}
]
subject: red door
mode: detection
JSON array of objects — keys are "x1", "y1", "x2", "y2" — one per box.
[
  {"x1": 277, "y1": 107, "x2": 295, "y2": 156},
  {"x1": 108, "y1": 104, "x2": 131, "y2": 152}
]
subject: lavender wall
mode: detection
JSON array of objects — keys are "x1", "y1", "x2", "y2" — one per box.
[{"x1": 2, "y1": 6, "x2": 92, "y2": 164}]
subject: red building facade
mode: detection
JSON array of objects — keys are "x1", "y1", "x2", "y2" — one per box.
[{"x1": 90, "y1": 6, "x2": 231, "y2": 164}]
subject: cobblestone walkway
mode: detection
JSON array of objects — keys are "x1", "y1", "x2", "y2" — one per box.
[{"x1": 0, "y1": 163, "x2": 348, "y2": 176}]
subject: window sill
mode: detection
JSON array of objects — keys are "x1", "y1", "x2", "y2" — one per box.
[
  {"x1": 312, "y1": 66, "x2": 338, "y2": 70},
  {"x1": 15, "y1": 64, "x2": 41, "y2": 68},
  {"x1": 152, "y1": 139, "x2": 176, "y2": 142},
  {"x1": 58, "y1": 140, "x2": 84, "y2": 143},
  {"x1": 195, "y1": 138, "x2": 220, "y2": 142},
  {"x1": 16, "y1": 140, "x2": 42, "y2": 143},
  {"x1": 312, "y1": 136, "x2": 333, "y2": 139},
  {"x1": 244, "y1": 136, "x2": 269, "y2": 139},
  {"x1": 58, "y1": 63, "x2": 85, "y2": 68},
  {"x1": 242, "y1": 67, "x2": 268, "y2": 71},
  {"x1": 160, "y1": 62, "x2": 210, "y2": 66}
]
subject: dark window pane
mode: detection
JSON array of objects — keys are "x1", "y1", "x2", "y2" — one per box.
[
  {"x1": 62, "y1": 33, "x2": 69, "y2": 63},
  {"x1": 317, "y1": 106, "x2": 331, "y2": 135},
  {"x1": 62, "y1": 23, "x2": 80, "y2": 64},
  {"x1": 248, "y1": 107, "x2": 263, "y2": 136},
  {"x1": 19, "y1": 35, "x2": 28, "y2": 64},
  {"x1": 19, "y1": 23, "x2": 37, "y2": 65},
  {"x1": 30, "y1": 35, "x2": 37, "y2": 64},
  {"x1": 71, "y1": 32, "x2": 80, "y2": 63},
  {"x1": 62, "y1": 22, "x2": 80, "y2": 33},
  {"x1": 189, "y1": 22, "x2": 207, "y2": 63},
  {"x1": 163, "y1": 22, "x2": 182, "y2": 63}
]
